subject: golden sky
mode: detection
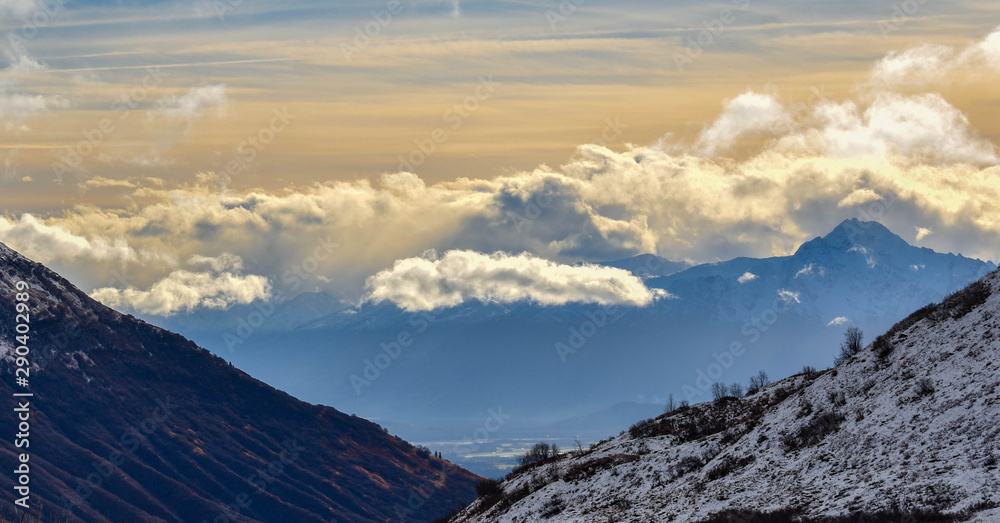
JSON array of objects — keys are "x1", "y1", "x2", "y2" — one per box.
[{"x1": 1, "y1": 0, "x2": 999, "y2": 314}]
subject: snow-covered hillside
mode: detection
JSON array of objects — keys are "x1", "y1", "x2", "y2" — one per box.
[{"x1": 453, "y1": 269, "x2": 1000, "y2": 522}]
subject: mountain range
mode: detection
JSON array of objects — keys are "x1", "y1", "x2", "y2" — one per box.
[{"x1": 154, "y1": 220, "x2": 995, "y2": 446}]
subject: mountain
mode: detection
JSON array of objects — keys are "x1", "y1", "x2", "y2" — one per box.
[
  {"x1": 452, "y1": 270, "x2": 1000, "y2": 521},
  {"x1": 596, "y1": 254, "x2": 690, "y2": 278},
  {"x1": 159, "y1": 219, "x2": 994, "y2": 452},
  {"x1": 0, "y1": 242, "x2": 480, "y2": 522}
]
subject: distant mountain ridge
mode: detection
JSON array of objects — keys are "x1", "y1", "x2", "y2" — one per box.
[
  {"x1": 157, "y1": 220, "x2": 995, "y2": 450},
  {"x1": 0, "y1": 242, "x2": 479, "y2": 522}
]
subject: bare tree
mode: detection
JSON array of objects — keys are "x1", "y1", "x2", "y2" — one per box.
[
  {"x1": 519, "y1": 442, "x2": 552, "y2": 466},
  {"x1": 664, "y1": 393, "x2": 677, "y2": 413},
  {"x1": 834, "y1": 327, "x2": 864, "y2": 365},
  {"x1": 729, "y1": 382, "x2": 744, "y2": 398},
  {"x1": 711, "y1": 382, "x2": 728, "y2": 401},
  {"x1": 747, "y1": 370, "x2": 770, "y2": 393}
]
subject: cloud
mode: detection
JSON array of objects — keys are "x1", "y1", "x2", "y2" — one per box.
[
  {"x1": 871, "y1": 43, "x2": 954, "y2": 87},
  {"x1": 827, "y1": 316, "x2": 849, "y2": 326},
  {"x1": 155, "y1": 84, "x2": 228, "y2": 122},
  {"x1": 794, "y1": 264, "x2": 824, "y2": 278},
  {"x1": 694, "y1": 91, "x2": 789, "y2": 155},
  {"x1": 0, "y1": 214, "x2": 136, "y2": 265},
  {"x1": 869, "y1": 26, "x2": 1000, "y2": 88},
  {"x1": 914, "y1": 227, "x2": 932, "y2": 241},
  {"x1": 364, "y1": 250, "x2": 669, "y2": 311},
  {"x1": 188, "y1": 252, "x2": 244, "y2": 272},
  {"x1": 796, "y1": 92, "x2": 997, "y2": 164},
  {"x1": 837, "y1": 189, "x2": 882, "y2": 208},
  {"x1": 82, "y1": 177, "x2": 137, "y2": 189},
  {"x1": 0, "y1": 81, "x2": 67, "y2": 131},
  {"x1": 737, "y1": 271, "x2": 756, "y2": 284},
  {"x1": 90, "y1": 254, "x2": 270, "y2": 316},
  {"x1": 5, "y1": 28, "x2": 1000, "y2": 306},
  {"x1": 777, "y1": 289, "x2": 800, "y2": 304}
]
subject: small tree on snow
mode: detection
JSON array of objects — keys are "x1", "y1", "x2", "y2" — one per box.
[
  {"x1": 665, "y1": 393, "x2": 677, "y2": 413},
  {"x1": 748, "y1": 370, "x2": 769, "y2": 393},
  {"x1": 834, "y1": 327, "x2": 864, "y2": 365},
  {"x1": 729, "y1": 382, "x2": 744, "y2": 398},
  {"x1": 711, "y1": 382, "x2": 728, "y2": 401}
]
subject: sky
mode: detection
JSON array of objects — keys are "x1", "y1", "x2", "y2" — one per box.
[{"x1": 0, "y1": 0, "x2": 999, "y2": 316}]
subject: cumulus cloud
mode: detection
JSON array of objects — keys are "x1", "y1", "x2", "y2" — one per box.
[
  {"x1": 694, "y1": 91, "x2": 789, "y2": 155},
  {"x1": 871, "y1": 43, "x2": 954, "y2": 87},
  {"x1": 737, "y1": 272, "x2": 757, "y2": 284},
  {"x1": 364, "y1": 250, "x2": 669, "y2": 311},
  {"x1": 90, "y1": 254, "x2": 270, "y2": 316},
  {"x1": 0, "y1": 214, "x2": 136, "y2": 265},
  {"x1": 914, "y1": 227, "x2": 932, "y2": 241},
  {"x1": 797, "y1": 92, "x2": 997, "y2": 164},
  {"x1": 870, "y1": 26, "x2": 1000, "y2": 87}
]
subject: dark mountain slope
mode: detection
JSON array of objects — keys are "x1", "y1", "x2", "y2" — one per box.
[{"x1": 0, "y1": 242, "x2": 479, "y2": 522}]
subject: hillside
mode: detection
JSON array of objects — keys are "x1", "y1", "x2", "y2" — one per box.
[
  {"x1": 0, "y1": 242, "x2": 480, "y2": 522},
  {"x1": 452, "y1": 269, "x2": 1000, "y2": 521}
]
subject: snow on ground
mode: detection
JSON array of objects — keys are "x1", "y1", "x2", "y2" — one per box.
[{"x1": 456, "y1": 270, "x2": 1000, "y2": 522}]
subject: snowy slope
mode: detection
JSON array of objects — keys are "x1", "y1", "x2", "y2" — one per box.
[{"x1": 454, "y1": 269, "x2": 1000, "y2": 522}]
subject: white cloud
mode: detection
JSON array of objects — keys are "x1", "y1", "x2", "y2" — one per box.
[
  {"x1": 914, "y1": 227, "x2": 932, "y2": 241},
  {"x1": 0, "y1": 214, "x2": 136, "y2": 265},
  {"x1": 837, "y1": 189, "x2": 882, "y2": 208},
  {"x1": 869, "y1": 26, "x2": 1000, "y2": 89},
  {"x1": 90, "y1": 263, "x2": 271, "y2": 316},
  {"x1": 0, "y1": 81, "x2": 67, "y2": 131},
  {"x1": 959, "y1": 26, "x2": 1000, "y2": 68},
  {"x1": 155, "y1": 84, "x2": 228, "y2": 122},
  {"x1": 694, "y1": 91, "x2": 789, "y2": 155},
  {"x1": 871, "y1": 43, "x2": 954, "y2": 87},
  {"x1": 794, "y1": 264, "x2": 824, "y2": 278},
  {"x1": 827, "y1": 316, "x2": 849, "y2": 326},
  {"x1": 364, "y1": 250, "x2": 669, "y2": 311},
  {"x1": 802, "y1": 93, "x2": 996, "y2": 164},
  {"x1": 737, "y1": 271, "x2": 757, "y2": 284},
  {"x1": 777, "y1": 289, "x2": 800, "y2": 304}
]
